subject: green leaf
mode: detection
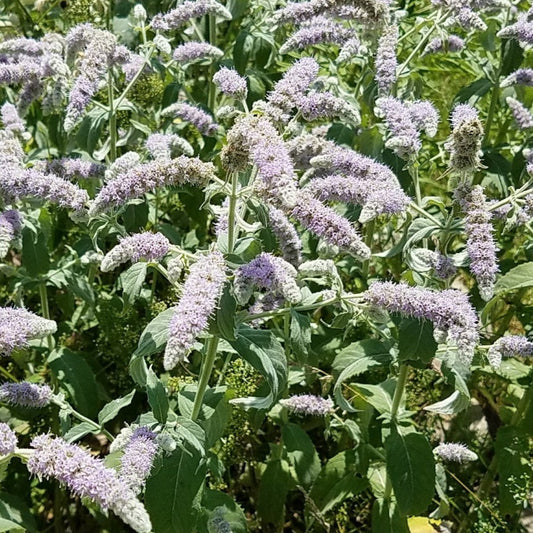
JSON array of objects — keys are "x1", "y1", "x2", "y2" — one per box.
[
  {"x1": 282, "y1": 423, "x2": 320, "y2": 488},
  {"x1": 494, "y1": 262, "x2": 533, "y2": 293},
  {"x1": 371, "y1": 499, "x2": 409, "y2": 533},
  {"x1": 134, "y1": 308, "x2": 175, "y2": 357},
  {"x1": 290, "y1": 310, "x2": 312, "y2": 361},
  {"x1": 129, "y1": 354, "x2": 149, "y2": 387},
  {"x1": 202, "y1": 393, "x2": 232, "y2": 448},
  {"x1": 198, "y1": 489, "x2": 247, "y2": 533},
  {"x1": 308, "y1": 450, "x2": 367, "y2": 517},
  {"x1": 0, "y1": 493, "x2": 36, "y2": 533},
  {"x1": 22, "y1": 227, "x2": 49, "y2": 277},
  {"x1": 332, "y1": 340, "x2": 392, "y2": 412},
  {"x1": 228, "y1": 325, "x2": 287, "y2": 409},
  {"x1": 65, "y1": 271, "x2": 95, "y2": 306},
  {"x1": 63, "y1": 422, "x2": 96, "y2": 443},
  {"x1": 215, "y1": 284, "x2": 236, "y2": 341},
  {"x1": 454, "y1": 78, "x2": 492, "y2": 103},
  {"x1": 397, "y1": 317, "x2": 437, "y2": 365},
  {"x1": 146, "y1": 367, "x2": 169, "y2": 424},
  {"x1": 496, "y1": 426, "x2": 531, "y2": 514},
  {"x1": 98, "y1": 389, "x2": 136, "y2": 425},
  {"x1": 48, "y1": 348, "x2": 100, "y2": 418},
  {"x1": 174, "y1": 416, "x2": 206, "y2": 457},
  {"x1": 257, "y1": 456, "x2": 290, "y2": 526},
  {"x1": 145, "y1": 448, "x2": 207, "y2": 533},
  {"x1": 424, "y1": 390, "x2": 470, "y2": 415},
  {"x1": 120, "y1": 262, "x2": 148, "y2": 307},
  {"x1": 384, "y1": 427, "x2": 435, "y2": 515},
  {"x1": 356, "y1": 381, "x2": 396, "y2": 415}
]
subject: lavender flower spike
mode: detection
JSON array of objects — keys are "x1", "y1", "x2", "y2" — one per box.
[
  {"x1": 173, "y1": 41, "x2": 223, "y2": 64},
  {"x1": 446, "y1": 104, "x2": 484, "y2": 173},
  {"x1": 161, "y1": 102, "x2": 218, "y2": 135},
  {"x1": 267, "y1": 206, "x2": 302, "y2": 266},
  {"x1": 487, "y1": 335, "x2": 533, "y2": 368},
  {"x1": 213, "y1": 67, "x2": 247, "y2": 100},
  {"x1": 434, "y1": 442, "x2": 478, "y2": 463},
  {"x1": 501, "y1": 68, "x2": 533, "y2": 88},
  {"x1": 0, "y1": 210, "x2": 22, "y2": 259},
  {"x1": 497, "y1": 15, "x2": 533, "y2": 45},
  {"x1": 375, "y1": 24, "x2": 398, "y2": 95},
  {"x1": 164, "y1": 251, "x2": 226, "y2": 370},
  {"x1": 119, "y1": 427, "x2": 158, "y2": 494},
  {"x1": 409, "y1": 100, "x2": 439, "y2": 137},
  {"x1": 365, "y1": 281, "x2": 479, "y2": 365},
  {"x1": 0, "y1": 382, "x2": 53, "y2": 408},
  {"x1": 279, "y1": 394, "x2": 333, "y2": 416},
  {"x1": 28, "y1": 434, "x2": 151, "y2": 533},
  {"x1": 234, "y1": 253, "x2": 302, "y2": 305},
  {"x1": 152, "y1": 0, "x2": 232, "y2": 31},
  {"x1": 0, "y1": 423, "x2": 17, "y2": 455},
  {"x1": 89, "y1": 157, "x2": 215, "y2": 216},
  {"x1": 454, "y1": 184, "x2": 498, "y2": 301},
  {"x1": 506, "y1": 97, "x2": 533, "y2": 130},
  {"x1": 0, "y1": 307, "x2": 57, "y2": 357},
  {"x1": 101, "y1": 232, "x2": 170, "y2": 272},
  {"x1": 292, "y1": 193, "x2": 371, "y2": 259}
]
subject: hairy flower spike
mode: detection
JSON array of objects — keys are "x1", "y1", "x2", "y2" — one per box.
[
  {"x1": 162, "y1": 102, "x2": 218, "y2": 135},
  {"x1": 267, "y1": 206, "x2": 303, "y2": 266},
  {"x1": 506, "y1": 97, "x2": 533, "y2": 130},
  {"x1": 409, "y1": 100, "x2": 439, "y2": 137},
  {"x1": 424, "y1": 35, "x2": 465, "y2": 54},
  {"x1": 0, "y1": 307, "x2": 57, "y2": 356},
  {"x1": 434, "y1": 442, "x2": 478, "y2": 463},
  {"x1": 119, "y1": 427, "x2": 158, "y2": 494},
  {"x1": 501, "y1": 68, "x2": 533, "y2": 88},
  {"x1": 0, "y1": 382, "x2": 53, "y2": 408},
  {"x1": 487, "y1": 335, "x2": 533, "y2": 368},
  {"x1": 213, "y1": 67, "x2": 247, "y2": 100},
  {"x1": 299, "y1": 91, "x2": 360, "y2": 125},
  {"x1": 365, "y1": 281, "x2": 479, "y2": 365},
  {"x1": 101, "y1": 232, "x2": 170, "y2": 272},
  {"x1": 152, "y1": 0, "x2": 232, "y2": 30},
  {"x1": 90, "y1": 157, "x2": 215, "y2": 216},
  {"x1": 234, "y1": 253, "x2": 302, "y2": 305},
  {"x1": 279, "y1": 394, "x2": 333, "y2": 416},
  {"x1": 0, "y1": 210, "x2": 22, "y2": 259},
  {"x1": 164, "y1": 251, "x2": 226, "y2": 370},
  {"x1": 454, "y1": 184, "x2": 498, "y2": 301},
  {"x1": 146, "y1": 133, "x2": 194, "y2": 158},
  {"x1": 173, "y1": 41, "x2": 223, "y2": 63},
  {"x1": 28, "y1": 434, "x2": 151, "y2": 533},
  {"x1": 0, "y1": 423, "x2": 17, "y2": 455},
  {"x1": 446, "y1": 104, "x2": 484, "y2": 173},
  {"x1": 498, "y1": 15, "x2": 533, "y2": 45},
  {"x1": 375, "y1": 25, "x2": 398, "y2": 95}
]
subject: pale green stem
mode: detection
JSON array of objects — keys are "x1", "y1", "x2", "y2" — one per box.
[
  {"x1": 362, "y1": 220, "x2": 375, "y2": 279},
  {"x1": 191, "y1": 336, "x2": 219, "y2": 421},
  {"x1": 409, "y1": 202, "x2": 442, "y2": 227},
  {"x1": 207, "y1": 14, "x2": 217, "y2": 111},
  {"x1": 227, "y1": 172, "x2": 239, "y2": 254},
  {"x1": 39, "y1": 283, "x2": 53, "y2": 350},
  {"x1": 108, "y1": 70, "x2": 117, "y2": 163}
]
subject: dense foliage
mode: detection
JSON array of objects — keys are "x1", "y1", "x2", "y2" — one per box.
[{"x1": 0, "y1": 0, "x2": 533, "y2": 531}]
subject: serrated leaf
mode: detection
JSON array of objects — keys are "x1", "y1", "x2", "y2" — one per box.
[
  {"x1": 63, "y1": 422, "x2": 95, "y2": 443},
  {"x1": 22, "y1": 227, "x2": 49, "y2": 277},
  {"x1": 385, "y1": 427, "x2": 435, "y2": 515},
  {"x1": 120, "y1": 262, "x2": 148, "y2": 307},
  {"x1": 98, "y1": 389, "x2": 136, "y2": 425},
  {"x1": 0, "y1": 492, "x2": 37, "y2": 533},
  {"x1": 257, "y1": 457, "x2": 290, "y2": 526},
  {"x1": 397, "y1": 317, "x2": 437, "y2": 364},
  {"x1": 134, "y1": 308, "x2": 175, "y2": 357},
  {"x1": 290, "y1": 310, "x2": 311, "y2": 361},
  {"x1": 424, "y1": 390, "x2": 470, "y2": 415},
  {"x1": 48, "y1": 348, "x2": 100, "y2": 418},
  {"x1": 228, "y1": 325, "x2": 287, "y2": 409},
  {"x1": 145, "y1": 448, "x2": 207, "y2": 533},
  {"x1": 494, "y1": 262, "x2": 533, "y2": 293},
  {"x1": 174, "y1": 416, "x2": 206, "y2": 457},
  {"x1": 282, "y1": 423, "x2": 320, "y2": 488},
  {"x1": 215, "y1": 284, "x2": 236, "y2": 341},
  {"x1": 198, "y1": 489, "x2": 248, "y2": 533},
  {"x1": 332, "y1": 340, "x2": 391, "y2": 412},
  {"x1": 146, "y1": 367, "x2": 169, "y2": 424}
]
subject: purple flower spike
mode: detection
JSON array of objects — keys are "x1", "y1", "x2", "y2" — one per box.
[
  {"x1": 267, "y1": 206, "x2": 302, "y2": 266},
  {"x1": 0, "y1": 209, "x2": 22, "y2": 259},
  {"x1": 162, "y1": 102, "x2": 218, "y2": 135},
  {"x1": 434, "y1": 442, "x2": 477, "y2": 462},
  {"x1": 164, "y1": 251, "x2": 226, "y2": 370},
  {"x1": 365, "y1": 281, "x2": 479, "y2": 365},
  {"x1": 279, "y1": 394, "x2": 333, "y2": 416},
  {"x1": 100, "y1": 232, "x2": 170, "y2": 272},
  {"x1": 119, "y1": 427, "x2": 158, "y2": 494},
  {"x1": 0, "y1": 307, "x2": 57, "y2": 357},
  {"x1": 213, "y1": 67, "x2": 247, "y2": 100},
  {"x1": 0, "y1": 423, "x2": 17, "y2": 455},
  {"x1": 487, "y1": 335, "x2": 533, "y2": 368},
  {"x1": 173, "y1": 41, "x2": 223, "y2": 63},
  {"x1": 506, "y1": 97, "x2": 533, "y2": 130},
  {"x1": 501, "y1": 68, "x2": 533, "y2": 88},
  {"x1": 28, "y1": 434, "x2": 151, "y2": 533},
  {"x1": 152, "y1": 0, "x2": 232, "y2": 31},
  {"x1": 0, "y1": 382, "x2": 53, "y2": 408},
  {"x1": 375, "y1": 25, "x2": 398, "y2": 95}
]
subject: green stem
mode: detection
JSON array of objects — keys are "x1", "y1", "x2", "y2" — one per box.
[
  {"x1": 108, "y1": 70, "x2": 117, "y2": 162},
  {"x1": 362, "y1": 220, "x2": 375, "y2": 279},
  {"x1": 227, "y1": 172, "x2": 239, "y2": 254},
  {"x1": 409, "y1": 202, "x2": 442, "y2": 227},
  {"x1": 191, "y1": 336, "x2": 219, "y2": 421},
  {"x1": 207, "y1": 14, "x2": 217, "y2": 110},
  {"x1": 39, "y1": 283, "x2": 53, "y2": 350}
]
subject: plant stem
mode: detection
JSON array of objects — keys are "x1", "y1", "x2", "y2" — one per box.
[
  {"x1": 362, "y1": 220, "x2": 374, "y2": 279},
  {"x1": 39, "y1": 282, "x2": 53, "y2": 350},
  {"x1": 108, "y1": 70, "x2": 117, "y2": 163},
  {"x1": 207, "y1": 14, "x2": 217, "y2": 110},
  {"x1": 191, "y1": 336, "x2": 219, "y2": 421},
  {"x1": 227, "y1": 172, "x2": 239, "y2": 254},
  {"x1": 409, "y1": 201, "x2": 442, "y2": 227}
]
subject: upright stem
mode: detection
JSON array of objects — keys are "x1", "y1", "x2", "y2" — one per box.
[
  {"x1": 207, "y1": 14, "x2": 217, "y2": 110},
  {"x1": 39, "y1": 282, "x2": 53, "y2": 350},
  {"x1": 108, "y1": 70, "x2": 117, "y2": 163},
  {"x1": 362, "y1": 220, "x2": 375, "y2": 279},
  {"x1": 227, "y1": 172, "x2": 239, "y2": 253},
  {"x1": 191, "y1": 336, "x2": 219, "y2": 421}
]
